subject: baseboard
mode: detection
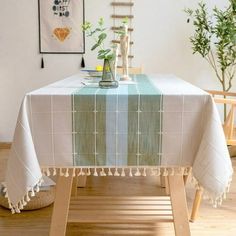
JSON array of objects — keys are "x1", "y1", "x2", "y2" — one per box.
[{"x1": 0, "y1": 142, "x2": 12, "y2": 149}]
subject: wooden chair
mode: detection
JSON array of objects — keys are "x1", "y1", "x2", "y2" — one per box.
[{"x1": 190, "y1": 90, "x2": 236, "y2": 222}]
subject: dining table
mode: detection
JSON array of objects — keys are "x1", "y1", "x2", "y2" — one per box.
[{"x1": 3, "y1": 73, "x2": 233, "y2": 236}]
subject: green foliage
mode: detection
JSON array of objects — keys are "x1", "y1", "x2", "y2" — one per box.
[
  {"x1": 82, "y1": 17, "x2": 129, "y2": 60},
  {"x1": 114, "y1": 17, "x2": 129, "y2": 36},
  {"x1": 82, "y1": 17, "x2": 114, "y2": 60},
  {"x1": 185, "y1": 1, "x2": 236, "y2": 92}
]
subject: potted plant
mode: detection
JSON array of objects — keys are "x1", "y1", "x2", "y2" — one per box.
[
  {"x1": 185, "y1": 0, "x2": 236, "y2": 119},
  {"x1": 82, "y1": 17, "x2": 128, "y2": 88}
]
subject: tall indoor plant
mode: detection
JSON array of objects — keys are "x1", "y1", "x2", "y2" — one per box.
[{"x1": 185, "y1": 0, "x2": 236, "y2": 119}]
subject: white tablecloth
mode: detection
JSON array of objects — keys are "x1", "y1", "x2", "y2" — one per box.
[{"x1": 4, "y1": 74, "x2": 233, "y2": 213}]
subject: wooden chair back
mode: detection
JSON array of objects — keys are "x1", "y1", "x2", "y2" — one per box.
[
  {"x1": 116, "y1": 67, "x2": 143, "y2": 75},
  {"x1": 206, "y1": 90, "x2": 236, "y2": 146}
]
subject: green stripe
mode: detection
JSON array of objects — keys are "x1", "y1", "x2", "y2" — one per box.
[
  {"x1": 127, "y1": 75, "x2": 162, "y2": 166},
  {"x1": 72, "y1": 75, "x2": 163, "y2": 167}
]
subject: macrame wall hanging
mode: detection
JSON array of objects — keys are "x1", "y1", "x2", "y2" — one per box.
[
  {"x1": 111, "y1": 0, "x2": 134, "y2": 68},
  {"x1": 38, "y1": 0, "x2": 85, "y2": 68}
]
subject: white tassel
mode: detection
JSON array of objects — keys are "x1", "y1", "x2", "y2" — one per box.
[
  {"x1": 93, "y1": 168, "x2": 98, "y2": 176},
  {"x1": 19, "y1": 201, "x2": 24, "y2": 210},
  {"x1": 81, "y1": 169, "x2": 86, "y2": 176},
  {"x1": 142, "y1": 168, "x2": 146, "y2": 176},
  {"x1": 30, "y1": 188, "x2": 35, "y2": 197},
  {"x1": 11, "y1": 208, "x2": 16, "y2": 214},
  {"x1": 180, "y1": 167, "x2": 185, "y2": 175},
  {"x1": 129, "y1": 168, "x2": 133, "y2": 177},
  {"x1": 100, "y1": 168, "x2": 106, "y2": 176},
  {"x1": 156, "y1": 167, "x2": 161, "y2": 176},
  {"x1": 35, "y1": 184, "x2": 40, "y2": 192},
  {"x1": 163, "y1": 168, "x2": 168, "y2": 176},
  {"x1": 4, "y1": 191, "x2": 8, "y2": 198},
  {"x1": 223, "y1": 192, "x2": 227, "y2": 199},
  {"x1": 170, "y1": 168, "x2": 174, "y2": 176},
  {"x1": 213, "y1": 200, "x2": 217, "y2": 208},
  {"x1": 134, "y1": 168, "x2": 141, "y2": 176},
  {"x1": 39, "y1": 178, "x2": 44, "y2": 185},
  {"x1": 41, "y1": 168, "x2": 45, "y2": 175},
  {"x1": 8, "y1": 200, "x2": 12, "y2": 209},
  {"x1": 150, "y1": 168, "x2": 155, "y2": 176},
  {"x1": 64, "y1": 168, "x2": 69, "y2": 177},
  {"x1": 53, "y1": 168, "x2": 57, "y2": 176},
  {"x1": 15, "y1": 205, "x2": 20, "y2": 213},
  {"x1": 26, "y1": 192, "x2": 30, "y2": 202},
  {"x1": 3, "y1": 187, "x2": 7, "y2": 193},
  {"x1": 184, "y1": 167, "x2": 189, "y2": 176},
  {"x1": 114, "y1": 168, "x2": 120, "y2": 176},
  {"x1": 77, "y1": 168, "x2": 82, "y2": 176},
  {"x1": 108, "y1": 168, "x2": 113, "y2": 176},
  {"x1": 22, "y1": 197, "x2": 27, "y2": 206},
  {"x1": 46, "y1": 168, "x2": 50, "y2": 176},
  {"x1": 87, "y1": 168, "x2": 91, "y2": 176},
  {"x1": 60, "y1": 168, "x2": 64, "y2": 176},
  {"x1": 121, "y1": 168, "x2": 125, "y2": 177}
]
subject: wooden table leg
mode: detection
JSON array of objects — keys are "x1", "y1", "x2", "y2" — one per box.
[
  {"x1": 190, "y1": 188, "x2": 203, "y2": 222},
  {"x1": 168, "y1": 175, "x2": 191, "y2": 236},
  {"x1": 164, "y1": 176, "x2": 170, "y2": 195},
  {"x1": 49, "y1": 169, "x2": 74, "y2": 236},
  {"x1": 160, "y1": 176, "x2": 166, "y2": 188},
  {"x1": 78, "y1": 175, "x2": 87, "y2": 187}
]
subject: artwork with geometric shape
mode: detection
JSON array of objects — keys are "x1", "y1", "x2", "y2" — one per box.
[{"x1": 38, "y1": 0, "x2": 85, "y2": 54}]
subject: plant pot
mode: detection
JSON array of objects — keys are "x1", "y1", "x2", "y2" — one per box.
[{"x1": 99, "y1": 58, "x2": 118, "y2": 89}]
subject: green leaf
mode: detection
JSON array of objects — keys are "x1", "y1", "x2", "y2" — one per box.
[
  {"x1": 98, "y1": 33, "x2": 107, "y2": 40},
  {"x1": 98, "y1": 17, "x2": 104, "y2": 27},
  {"x1": 91, "y1": 43, "x2": 99, "y2": 51}
]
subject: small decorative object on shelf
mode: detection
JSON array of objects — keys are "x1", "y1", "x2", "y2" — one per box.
[
  {"x1": 82, "y1": 18, "x2": 119, "y2": 88},
  {"x1": 111, "y1": 1, "x2": 135, "y2": 67},
  {"x1": 120, "y1": 24, "x2": 132, "y2": 81}
]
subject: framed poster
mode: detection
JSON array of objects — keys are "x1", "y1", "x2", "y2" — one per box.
[{"x1": 38, "y1": 0, "x2": 85, "y2": 54}]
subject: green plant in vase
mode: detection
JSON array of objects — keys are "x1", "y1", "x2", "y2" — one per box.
[
  {"x1": 82, "y1": 17, "x2": 128, "y2": 88},
  {"x1": 185, "y1": 0, "x2": 236, "y2": 119}
]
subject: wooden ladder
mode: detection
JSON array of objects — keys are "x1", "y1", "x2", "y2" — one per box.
[{"x1": 111, "y1": 0, "x2": 134, "y2": 67}]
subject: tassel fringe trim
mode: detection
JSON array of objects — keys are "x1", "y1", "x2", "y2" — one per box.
[
  {"x1": 2, "y1": 178, "x2": 44, "y2": 214},
  {"x1": 190, "y1": 175, "x2": 233, "y2": 208},
  {"x1": 3, "y1": 166, "x2": 232, "y2": 213},
  {"x1": 40, "y1": 166, "x2": 192, "y2": 178}
]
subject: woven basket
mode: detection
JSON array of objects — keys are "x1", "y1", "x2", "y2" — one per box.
[{"x1": 0, "y1": 186, "x2": 55, "y2": 210}]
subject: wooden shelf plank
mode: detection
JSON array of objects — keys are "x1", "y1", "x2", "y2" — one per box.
[
  {"x1": 68, "y1": 196, "x2": 173, "y2": 223},
  {"x1": 111, "y1": 14, "x2": 134, "y2": 19},
  {"x1": 111, "y1": 2, "x2": 134, "y2": 7},
  {"x1": 68, "y1": 214, "x2": 173, "y2": 223},
  {"x1": 0, "y1": 142, "x2": 11, "y2": 149},
  {"x1": 111, "y1": 26, "x2": 134, "y2": 32},
  {"x1": 112, "y1": 40, "x2": 134, "y2": 45},
  {"x1": 118, "y1": 54, "x2": 134, "y2": 59}
]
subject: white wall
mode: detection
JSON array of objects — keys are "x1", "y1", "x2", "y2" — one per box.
[{"x1": 0, "y1": 0, "x2": 232, "y2": 141}]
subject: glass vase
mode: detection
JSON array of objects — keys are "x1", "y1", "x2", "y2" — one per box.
[{"x1": 99, "y1": 58, "x2": 118, "y2": 89}]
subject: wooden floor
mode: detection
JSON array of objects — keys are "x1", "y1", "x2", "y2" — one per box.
[{"x1": 0, "y1": 149, "x2": 235, "y2": 236}]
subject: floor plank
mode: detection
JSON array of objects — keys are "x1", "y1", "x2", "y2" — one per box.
[{"x1": 0, "y1": 149, "x2": 235, "y2": 236}]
